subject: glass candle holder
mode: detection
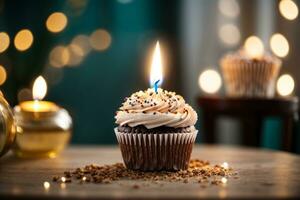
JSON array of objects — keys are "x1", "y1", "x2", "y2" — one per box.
[{"x1": 13, "y1": 104, "x2": 72, "y2": 158}]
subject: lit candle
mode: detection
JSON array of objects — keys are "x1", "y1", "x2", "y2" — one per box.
[
  {"x1": 150, "y1": 41, "x2": 163, "y2": 93},
  {"x1": 19, "y1": 76, "x2": 58, "y2": 112},
  {"x1": 13, "y1": 75, "x2": 72, "y2": 158}
]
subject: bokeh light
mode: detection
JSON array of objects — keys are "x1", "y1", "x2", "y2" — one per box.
[
  {"x1": 270, "y1": 33, "x2": 289, "y2": 58},
  {"x1": 49, "y1": 45, "x2": 70, "y2": 68},
  {"x1": 198, "y1": 69, "x2": 222, "y2": 94},
  {"x1": 60, "y1": 183, "x2": 66, "y2": 189},
  {"x1": 218, "y1": 0, "x2": 240, "y2": 18},
  {"x1": 67, "y1": 0, "x2": 88, "y2": 16},
  {"x1": 67, "y1": 44, "x2": 84, "y2": 66},
  {"x1": 89, "y1": 29, "x2": 112, "y2": 51},
  {"x1": 219, "y1": 23, "x2": 240, "y2": 46},
  {"x1": 221, "y1": 162, "x2": 229, "y2": 169},
  {"x1": 42, "y1": 65, "x2": 64, "y2": 86},
  {"x1": 244, "y1": 36, "x2": 264, "y2": 58},
  {"x1": 279, "y1": 0, "x2": 298, "y2": 20},
  {"x1": 69, "y1": 44, "x2": 84, "y2": 57},
  {"x1": 71, "y1": 35, "x2": 92, "y2": 56},
  {"x1": 46, "y1": 12, "x2": 68, "y2": 33},
  {"x1": 43, "y1": 182, "x2": 50, "y2": 190},
  {"x1": 221, "y1": 177, "x2": 228, "y2": 184},
  {"x1": 0, "y1": 65, "x2": 7, "y2": 85},
  {"x1": 0, "y1": 32, "x2": 10, "y2": 53},
  {"x1": 14, "y1": 29, "x2": 34, "y2": 51},
  {"x1": 218, "y1": 189, "x2": 227, "y2": 199},
  {"x1": 277, "y1": 74, "x2": 295, "y2": 96},
  {"x1": 67, "y1": 0, "x2": 87, "y2": 8}
]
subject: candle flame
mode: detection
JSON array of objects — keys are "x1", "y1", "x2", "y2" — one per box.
[
  {"x1": 32, "y1": 76, "x2": 47, "y2": 100},
  {"x1": 150, "y1": 41, "x2": 163, "y2": 87}
]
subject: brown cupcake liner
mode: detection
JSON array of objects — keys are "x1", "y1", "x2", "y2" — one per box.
[
  {"x1": 115, "y1": 128, "x2": 198, "y2": 171},
  {"x1": 221, "y1": 58, "x2": 281, "y2": 97}
]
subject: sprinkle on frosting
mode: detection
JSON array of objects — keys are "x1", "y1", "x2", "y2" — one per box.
[{"x1": 115, "y1": 88, "x2": 198, "y2": 129}]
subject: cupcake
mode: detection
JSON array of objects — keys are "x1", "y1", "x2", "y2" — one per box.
[
  {"x1": 220, "y1": 50, "x2": 281, "y2": 97},
  {"x1": 115, "y1": 88, "x2": 198, "y2": 171}
]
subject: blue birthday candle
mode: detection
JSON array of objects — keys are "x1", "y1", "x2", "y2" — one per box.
[{"x1": 154, "y1": 80, "x2": 160, "y2": 93}]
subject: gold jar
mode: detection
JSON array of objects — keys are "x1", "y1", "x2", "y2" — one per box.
[
  {"x1": 0, "y1": 95, "x2": 17, "y2": 157},
  {"x1": 13, "y1": 103, "x2": 72, "y2": 158},
  {"x1": 0, "y1": 94, "x2": 72, "y2": 158}
]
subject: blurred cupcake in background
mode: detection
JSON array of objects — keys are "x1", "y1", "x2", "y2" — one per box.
[{"x1": 220, "y1": 36, "x2": 282, "y2": 98}]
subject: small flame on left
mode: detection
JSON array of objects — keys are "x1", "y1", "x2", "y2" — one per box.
[{"x1": 32, "y1": 76, "x2": 47, "y2": 101}]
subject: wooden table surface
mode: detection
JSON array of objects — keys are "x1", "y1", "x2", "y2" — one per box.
[{"x1": 1, "y1": 145, "x2": 300, "y2": 199}]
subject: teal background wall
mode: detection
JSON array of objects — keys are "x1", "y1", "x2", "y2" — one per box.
[{"x1": 1, "y1": 0, "x2": 182, "y2": 144}]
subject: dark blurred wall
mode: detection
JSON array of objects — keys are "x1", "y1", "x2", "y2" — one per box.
[{"x1": 0, "y1": 0, "x2": 182, "y2": 144}]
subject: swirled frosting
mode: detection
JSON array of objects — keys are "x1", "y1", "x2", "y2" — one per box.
[{"x1": 115, "y1": 88, "x2": 198, "y2": 129}]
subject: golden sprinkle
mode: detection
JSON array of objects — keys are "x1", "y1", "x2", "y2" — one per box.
[
  {"x1": 61, "y1": 177, "x2": 66, "y2": 183},
  {"x1": 43, "y1": 181, "x2": 50, "y2": 190}
]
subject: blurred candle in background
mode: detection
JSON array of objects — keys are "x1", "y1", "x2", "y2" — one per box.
[{"x1": 13, "y1": 76, "x2": 72, "y2": 158}]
